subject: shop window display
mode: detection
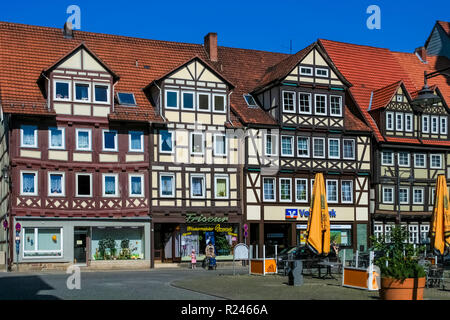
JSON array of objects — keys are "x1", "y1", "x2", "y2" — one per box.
[{"x1": 91, "y1": 227, "x2": 144, "y2": 260}]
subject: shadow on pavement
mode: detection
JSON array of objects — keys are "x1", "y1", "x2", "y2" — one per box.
[{"x1": 0, "y1": 275, "x2": 60, "y2": 300}]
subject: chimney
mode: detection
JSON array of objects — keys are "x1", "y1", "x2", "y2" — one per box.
[
  {"x1": 414, "y1": 46, "x2": 427, "y2": 63},
  {"x1": 63, "y1": 21, "x2": 73, "y2": 39},
  {"x1": 204, "y1": 32, "x2": 218, "y2": 62}
]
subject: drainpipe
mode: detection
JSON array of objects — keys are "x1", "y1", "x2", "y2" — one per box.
[
  {"x1": 227, "y1": 90, "x2": 233, "y2": 126},
  {"x1": 153, "y1": 82, "x2": 166, "y2": 122},
  {"x1": 41, "y1": 73, "x2": 51, "y2": 111}
]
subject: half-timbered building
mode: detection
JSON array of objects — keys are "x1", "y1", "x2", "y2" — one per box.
[{"x1": 322, "y1": 38, "x2": 450, "y2": 248}]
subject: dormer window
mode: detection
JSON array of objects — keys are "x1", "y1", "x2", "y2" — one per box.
[
  {"x1": 94, "y1": 84, "x2": 110, "y2": 103},
  {"x1": 54, "y1": 80, "x2": 71, "y2": 101},
  {"x1": 117, "y1": 92, "x2": 137, "y2": 106},
  {"x1": 244, "y1": 94, "x2": 257, "y2": 107},
  {"x1": 213, "y1": 94, "x2": 226, "y2": 113},
  {"x1": 197, "y1": 93, "x2": 210, "y2": 111},
  {"x1": 315, "y1": 68, "x2": 329, "y2": 77},
  {"x1": 165, "y1": 90, "x2": 178, "y2": 109},
  {"x1": 75, "y1": 83, "x2": 90, "y2": 102},
  {"x1": 300, "y1": 66, "x2": 313, "y2": 76}
]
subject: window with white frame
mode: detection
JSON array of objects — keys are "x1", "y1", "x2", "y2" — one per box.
[
  {"x1": 298, "y1": 93, "x2": 311, "y2": 114},
  {"x1": 54, "y1": 80, "x2": 71, "y2": 101},
  {"x1": 414, "y1": 153, "x2": 426, "y2": 168},
  {"x1": 165, "y1": 90, "x2": 179, "y2": 109},
  {"x1": 182, "y1": 91, "x2": 195, "y2": 110},
  {"x1": 129, "y1": 131, "x2": 144, "y2": 152},
  {"x1": 76, "y1": 128, "x2": 92, "y2": 151},
  {"x1": 265, "y1": 134, "x2": 277, "y2": 156},
  {"x1": 431, "y1": 116, "x2": 439, "y2": 134},
  {"x1": 102, "y1": 174, "x2": 119, "y2": 197},
  {"x1": 315, "y1": 68, "x2": 328, "y2": 77},
  {"x1": 160, "y1": 173, "x2": 175, "y2": 197},
  {"x1": 214, "y1": 175, "x2": 229, "y2": 199},
  {"x1": 159, "y1": 130, "x2": 174, "y2": 153},
  {"x1": 213, "y1": 134, "x2": 227, "y2": 156},
  {"x1": 386, "y1": 112, "x2": 394, "y2": 130},
  {"x1": 430, "y1": 154, "x2": 442, "y2": 168},
  {"x1": 94, "y1": 84, "x2": 110, "y2": 103},
  {"x1": 297, "y1": 136, "x2": 309, "y2": 157},
  {"x1": 48, "y1": 127, "x2": 65, "y2": 150},
  {"x1": 190, "y1": 132, "x2": 204, "y2": 155},
  {"x1": 330, "y1": 96, "x2": 342, "y2": 116},
  {"x1": 381, "y1": 151, "x2": 393, "y2": 165},
  {"x1": 413, "y1": 188, "x2": 424, "y2": 204},
  {"x1": 405, "y1": 113, "x2": 413, "y2": 132},
  {"x1": 373, "y1": 224, "x2": 383, "y2": 241},
  {"x1": 315, "y1": 94, "x2": 327, "y2": 115},
  {"x1": 422, "y1": 115, "x2": 430, "y2": 133},
  {"x1": 281, "y1": 136, "x2": 294, "y2": 157},
  {"x1": 440, "y1": 116, "x2": 447, "y2": 134},
  {"x1": 341, "y1": 180, "x2": 353, "y2": 203},
  {"x1": 20, "y1": 171, "x2": 38, "y2": 196},
  {"x1": 326, "y1": 180, "x2": 338, "y2": 203},
  {"x1": 102, "y1": 130, "x2": 118, "y2": 152},
  {"x1": 21, "y1": 125, "x2": 38, "y2": 148},
  {"x1": 383, "y1": 187, "x2": 394, "y2": 204},
  {"x1": 396, "y1": 113, "x2": 403, "y2": 131},
  {"x1": 328, "y1": 138, "x2": 340, "y2": 159},
  {"x1": 213, "y1": 94, "x2": 226, "y2": 113},
  {"x1": 398, "y1": 152, "x2": 410, "y2": 167},
  {"x1": 191, "y1": 174, "x2": 205, "y2": 198},
  {"x1": 279, "y1": 178, "x2": 292, "y2": 202},
  {"x1": 399, "y1": 187, "x2": 409, "y2": 204},
  {"x1": 74, "y1": 82, "x2": 90, "y2": 102},
  {"x1": 282, "y1": 91, "x2": 295, "y2": 113},
  {"x1": 48, "y1": 172, "x2": 65, "y2": 196},
  {"x1": 197, "y1": 92, "x2": 210, "y2": 111},
  {"x1": 430, "y1": 187, "x2": 436, "y2": 206},
  {"x1": 408, "y1": 225, "x2": 419, "y2": 244},
  {"x1": 23, "y1": 227, "x2": 63, "y2": 258},
  {"x1": 385, "y1": 224, "x2": 393, "y2": 243},
  {"x1": 263, "y1": 177, "x2": 275, "y2": 202},
  {"x1": 76, "y1": 173, "x2": 92, "y2": 197},
  {"x1": 299, "y1": 66, "x2": 313, "y2": 76},
  {"x1": 343, "y1": 139, "x2": 355, "y2": 159},
  {"x1": 420, "y1": 224, "x2": 430, "y2": 244},
  {"x1": 313, "y1": 137, "x2": 325, "y2": 158},
  {"x1": 129, "y1": 174, "x2": 144, "y2": 197},
  {"x1": 295, "y1": 178, "x2": 308, "y2": 202}
]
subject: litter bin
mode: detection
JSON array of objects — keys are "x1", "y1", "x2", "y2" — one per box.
[{"x1": 288, "y1": 260, "x2": 303, "y2": 286}]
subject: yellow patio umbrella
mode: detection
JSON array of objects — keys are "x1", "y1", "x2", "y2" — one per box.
[
  {"x1": 305, "y1": 172, "x2": 330, "y2": 255},
  {"x1": 430, "y1": 174, "x2": 450, "y2": 255}
]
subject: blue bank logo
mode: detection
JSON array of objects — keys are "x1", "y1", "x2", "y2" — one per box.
[{"x1": 286, "y1": 208, "x2": 337, "y2": 219}]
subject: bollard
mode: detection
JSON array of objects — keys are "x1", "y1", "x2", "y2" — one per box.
[{"x1": 288, "y1": 260, "x2": 303, "y2": 286}]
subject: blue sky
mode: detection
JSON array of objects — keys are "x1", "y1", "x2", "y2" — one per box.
[{"x1": 1, "y1": 0, "x2": 448, "y2": 54}]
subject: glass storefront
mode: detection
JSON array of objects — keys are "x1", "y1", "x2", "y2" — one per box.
[
  {"x1": 91, "y1": 227, "x2": 144, "y2": 260},
  {"x1": 296, "y1": 224, "x2": 353, "y2": 247},
  {"x1": 23, "y1": 227, "x2": 63, "y2": 257}
]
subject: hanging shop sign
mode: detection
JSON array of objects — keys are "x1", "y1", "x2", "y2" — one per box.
[
  {"x1": 185, "y1": 213, "x2": 229, "y2": 224},
  {"x1": 186, "y1": 224, "x2": 233, "y2": 233}
]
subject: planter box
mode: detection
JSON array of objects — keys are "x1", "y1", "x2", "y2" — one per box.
[
  {"x1": 379, "y1": 277, "x2": 426, "y2": 300},
  {"x1": 89, "y1": 260, "x2": 150, "y2": 270}
]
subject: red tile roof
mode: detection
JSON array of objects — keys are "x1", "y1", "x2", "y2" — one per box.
[
  {"x1": 369, "y1": 80, "x2": 402, "y2": 111},
  {"x1": 320, "y1": 38, "x2": 450, "y2": 146},
  {"x1": 437, "y1": 20, "x2": 450, "y2": 37}
]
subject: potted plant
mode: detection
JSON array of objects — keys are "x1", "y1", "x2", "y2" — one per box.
[
  {"x1": 120, "y1": 239, "x2": 131, "y2": 260},
  {"x1": 371, "y1": 225, "x2": 426, "y2": 300}
]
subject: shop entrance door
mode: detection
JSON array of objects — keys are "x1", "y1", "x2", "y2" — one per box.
[
  {"x1": 159, "y1": 224, "x2": 181, "y2": 263},
  {"x1": 74, "y1": 228, "x2": 88, "y2": 265}
]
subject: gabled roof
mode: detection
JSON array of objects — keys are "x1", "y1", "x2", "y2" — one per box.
[
  {"x1": 369, "y1": 80, "x2": 408, "y2": 112},
  {"x1": 425, "y1": 20, "x2": 450, "y2": 48}
]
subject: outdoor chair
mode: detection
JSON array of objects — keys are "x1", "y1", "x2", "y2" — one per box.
[{"x1": 425, "y1": 263, "x2": 445, "y2": 289}]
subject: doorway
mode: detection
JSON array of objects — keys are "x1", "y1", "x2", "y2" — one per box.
[{"x1": 74, "y1": 228, "x2": 88, "y2": 265}]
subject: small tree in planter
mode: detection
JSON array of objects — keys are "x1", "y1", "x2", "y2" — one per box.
[
  {"x1": 120, "y1": 239, "x2": 131, "y2": 260},
  {"x1": 371, "y1": 225, "x2": 426, "y2": 300}
]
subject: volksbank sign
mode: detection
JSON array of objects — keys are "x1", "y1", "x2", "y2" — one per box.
[{"x1": 286, "y1": 208, "x2": 337, "y2": 219}]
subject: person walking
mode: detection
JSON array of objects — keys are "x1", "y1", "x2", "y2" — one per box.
[{"x1": 191, "y1": 249, "x2": 197, "y2": 269}]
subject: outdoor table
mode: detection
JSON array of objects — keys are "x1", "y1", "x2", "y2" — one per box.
[{"x1": 317, "y1": 261, "x2": 341, "y2": 280}]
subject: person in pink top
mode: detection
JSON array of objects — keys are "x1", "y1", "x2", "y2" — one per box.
[{"x1": 191, "y1": 249, "x2": 197, "y2": 269}]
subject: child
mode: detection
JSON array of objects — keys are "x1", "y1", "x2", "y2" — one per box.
[{"x1": 191, "y1": 249, "x2": 197, "y2": 269}]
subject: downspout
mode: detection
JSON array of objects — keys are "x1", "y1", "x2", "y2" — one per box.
[
  {"x1": 153, "y1": 82, "x2": 166, "y2": 122},
  {"x1": 227, "y1": 90, "x2": 233, "y2": 127},
  {"x1": 41, "y1": 72, "x2": 51, "y2": 111}
]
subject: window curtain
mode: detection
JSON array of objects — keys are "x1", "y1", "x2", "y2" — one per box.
[
  {"x1": 22, "y1": 173, "x2": 35, "y2": 193},
  {"x1": 192, "y1": 177, "x2": 203, "y2": 196},
  {"x1": 131, "y1": 132, "x2": 142, "y2": 150},
  {"x1": 298, "y1": 138, "x2": 307, "y2": 153},
  {"x1": 216, "y1": 179, "x2": 226, "y2": 197},
  {"x1": 161, "y1": 176, "x2": 173, "y2": 196},
  {"x1": 22, "y1": 126, "x2": 36, "y2": 146},
  {"x1": 282, "y1": 137, "x2": 292, "y2": 154},
  {"x1": 51, "y1": 129, "x2": 62, "y2": 147},
  {"x1": 264, "y1": 180, "x2": 274, "y2": 199},
  {"x1": 104, "y1": 176, "x2": 116, "y2": 195},
  {"x1": 216, "y1": 136, "x2": 225, "y2": 154},
  {"x1": 296, "y1": 181, "x2": 306, "y2": 200},
  {"x1": 131, "y1": 176, "x2": 142, "y2": 195},
  {"x1": 342, "y1": 182, "x2": 351, "y2": 202},
  {"x1": 50, "y1": 174, "x2": 62, "y2": 194},
  {"x1": 78, "y1": 131, "x2": 89, "y2": 149},
  {"x1": 76, "y1": 84, "x2": 89, "y2": 100},
  {"x1": 161, "y1": 131, "x2": 172, "y2": 151}
]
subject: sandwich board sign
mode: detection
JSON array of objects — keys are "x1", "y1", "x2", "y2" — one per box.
[{"x1": 233, "y1": 243, "x2": 249, "y2": 275}]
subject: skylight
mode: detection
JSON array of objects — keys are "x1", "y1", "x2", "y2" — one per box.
[
  {"x1": 244, "y1": 94, "x2": 257, "y2": 107},
  {"x1": 117, "y1": 92, "x2": 137, "y2": 106}
]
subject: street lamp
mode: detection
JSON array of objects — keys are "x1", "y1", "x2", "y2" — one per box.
[
  {"x1": 411, "y1": 68, "x2": 449, "y2": 108},
  {"x1": 380, "y1": 153, "x2": 415, "y2": 225}
]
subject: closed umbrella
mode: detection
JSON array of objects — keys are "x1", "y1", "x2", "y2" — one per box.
[
  {"x1": 430, "y1": 174, "x2": 450, "y2": 256},
  {"x1": 305, "y1": 173, "x2": 330, "y2": 255}
]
